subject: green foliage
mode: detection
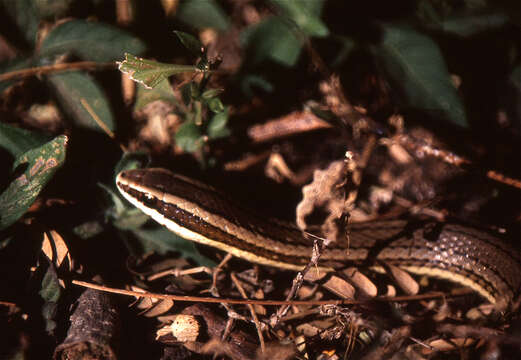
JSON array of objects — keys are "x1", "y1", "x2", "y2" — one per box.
[
  {"x1": 0, "y1": 122, "x2": 51, "y2": 158},
  {"x1": 173, "y1": 30, "x2": 205, "y2": 57},
  {"x1": 175, "y1": 120, "x2": 203, "y2": 152},
  {"x1": 241, "y1": 1, "x2": 328, "y2": 67},
  {"x1": 118, "y1": 53, "x2": 199, "y2": 89},
  {"x1": 39, "y1": 19, "x2": 146, "y2": 62},
  {"x1": 176, "y1": 0, "x2": 229, "y2": 31},
  {"x1": 134, "y1": 79, "x2": 178, "y2": 111},
  {"x1": 131, "y1": 227, "x2": 215, "y2": 267},
  {"x1": 47, "y1": 71, "x2": 115, "y2": 133},
  {"x1": 1, "y1": 0, "x2": 40, "y2": 47},
  {"x1": 39, "y1": 263, "x2": 61, "y2": 333},
  {"x1": 371, "y1": 25, "x2": 467, "y2": 127},
  {"x1": 0, "y1": 16, "x2": 145, "y2": 135},
  {"x1": 241, "y1": 17, "x2": 303, "y2": 67},
  {"x1": 0, "y1": 135, "x2": 67, "y2": 230},
  {"x1": 270, "y1": 0, "x2": 329, "y2": 37},
  {"x1": 119, "y1": 31, "x2": 230, "y2": 156}
]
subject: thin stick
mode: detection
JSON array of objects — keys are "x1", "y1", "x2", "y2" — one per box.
[
  {"x1": 230, "y1": 272, "x2": 266, "y2": 353},
  {"x1": 0, "y1": 61, "x2": 115, "y2": 82},
  {"x1": 72, "y1": 279, "x2": 451, "y2": 306}
]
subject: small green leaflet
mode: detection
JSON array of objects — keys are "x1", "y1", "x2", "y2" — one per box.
[{"x1": 118, "y1": 53, "x2": 201, "y2": 89}]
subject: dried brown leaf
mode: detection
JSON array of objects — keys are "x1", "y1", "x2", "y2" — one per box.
[
  {"x1": 304, "y1": 270, "x2": 355, "y2": 299},
  {"x1": 42, "y1": 230, "x2": 71, "y2": 270},
  {"x1": 296, "y1": 160, "x2": 349, "y2": 243},
  {"x1": 383, "y1": 262, "x2": 419, "y2": 296},
  {"x1": 342, "y1": 267, "x2": 377, "y2": 297},
  {"x1": 141, "y1": 298, "x2": 174, "y2": 317}
]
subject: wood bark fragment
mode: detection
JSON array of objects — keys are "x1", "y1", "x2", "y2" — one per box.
[{"x1": 54, "y1": 288, "x2": 119, "y2": 360}]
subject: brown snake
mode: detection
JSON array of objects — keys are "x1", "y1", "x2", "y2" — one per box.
[{"x1": 116, "y1": 168, "x2": 521, "y2": 310}]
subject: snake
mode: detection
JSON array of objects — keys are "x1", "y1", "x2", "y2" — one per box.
[{"x1": 116, "y1": 168, "x2": 521, "y2": 310}]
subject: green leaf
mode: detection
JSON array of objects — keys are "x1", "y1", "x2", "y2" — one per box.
[
  {"x1": 134, "y1": 79, "x2": 177, "y2": 111},
  {"x1": 176, "y1": 0, "x2": 229, "y2": 31},
  {"x1": 372, "y1": 25, "x2": 467, "y2": 127},
  {"x1": 270, "y1": 0, "x2": 329, "y2": 37},
  {"x1": 99, "y1": 182, "x2": 150, "y2": 231},
  {"x1": 201, "y1": 88, "x2": 223, "y2": 100},
  {"x1": 240, "y1": 74, "x2": 274, "y2": 97},
  {"x1": 241, "y1": 16, "x2": 302, "y2": 67},
  {"x1": 132, "y1": 227, "x2": 216, "y2": 267},
  {"x1": 0, "y1": 57, "x2": 36, "y2": 93},
  {"x1": 207, "y1": 97, "x2": 224, "y2": 113},
  {"x1": 0, "y1": 135, "x2": 67, "y2": 230},
  {"x1": 118, "y1": 53, "x2": 199, "y2": 89},
  {"x1": 0, "y1": 123, "x2": 51, "y2": 158},
  {"x1": 72, "y1": 220, "x2": 105, "y2": 240},
  {"x1": 194, "y1": 101, "x2": 202, "y2": 126},
  {"x1": 106, "y1": 152, "x2": 151, "y2": 230},
  {"x1": 113, "y1": 151, "x2": 150, "y2": 180},
  {"x1": 1, "y1": 0, "x2": 40, "y2": 47},
  {"x1": 39, "y1": 19, "x2": 146, "y2": 62},
  {"x1": 174, "y1": 30, "x2": 204, "y2": 57},
  {"x1": 175, "y1": 120, "x2": 203, "y2": 152},
  {"x1": 180, "y1": 81, "x2": 200, "y2": 105},
  {"x1": 207, "y1": 110, "x2": 230, "y2": 139},
  {"x1": 112, "y1": 208, "x2": 150, "y2": 230},
  {"x1": 39, "y1": 263, "x2": 60, "y2": 333},
  {"x1": 47, "y1": 71, "x2": 115, "y2": 134},
  {"x1": 39, "y1": 263, "x2": 61, "y2": 303}
]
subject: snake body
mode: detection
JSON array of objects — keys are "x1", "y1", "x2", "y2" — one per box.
[{"x1": 116, "y1": 168, "x2": 521, "y2": 310}]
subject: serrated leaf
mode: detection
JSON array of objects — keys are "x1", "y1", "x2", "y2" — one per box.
[
  {"x1": 207, "y1": 110, "x2": 230, "y2": 139},
  {"x1": 118, "y1": 53, "x2": 199, "y2": 89},
  {"x1": 1, "y1": 0, "x2": 40, "y2": 47},
  {"x1": 241, "y1": 16, "x2": 302, "y2": 67},
  {"x1": 134, "y1": 79, "x2": 177, "y2": 110},
  {"x1": 176, "y1": 0, "x2": 229, "y2": 31},
  {"x1": 175, "y1": 121, "x2": 203, "y2": 152},
  {"x1": 132, "y1": 227, "x2": 215, "y2": 267},
  {"x1": 174, "y1": 30, "x2": 204, "y2": 57},
  {"x1": 47, "y1": 71, "x2": 115, "y2": 134},
  {"x1": 372, "y1": 25, "x2": 467, "y2": 127},
  {"x1": 0, "y1": 123, "x2": 51, "y2": 158},
  {"x1": 270, "y1": 0, "x2": 329, "y2": 37},
  {"x1": 0, "y1": 135, "x2": 67, "y2": 230},
  {"x1": 39, "y1": 19, "x2": 146, "y2": 62}
]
